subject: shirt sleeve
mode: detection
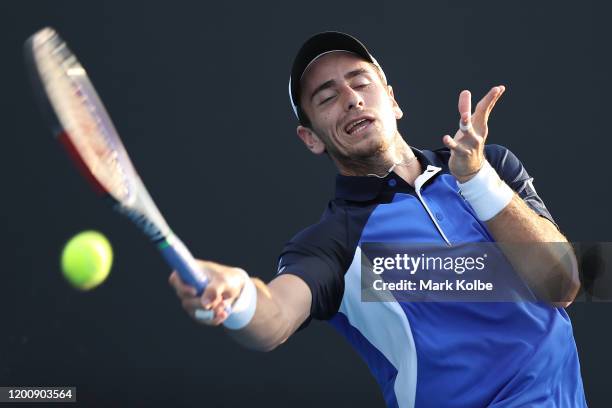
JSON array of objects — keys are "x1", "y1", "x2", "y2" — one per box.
[
  {"x1": 484, "y1": 144, "x2": 558, "y2": 228},
  {"x1": 276, "y1": 210, "x2": 349, "y2": 328}
]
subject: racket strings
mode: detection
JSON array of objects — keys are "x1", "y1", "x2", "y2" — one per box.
[{"x1": 35, "y1": 33, "x2": 131, "y2": 202}]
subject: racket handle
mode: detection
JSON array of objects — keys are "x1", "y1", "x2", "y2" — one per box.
[
  {"x1": 158, "y1": 235, "x2": 233, "y2": 318},
  {"x1": 158, "y1": 235, "x2": 208, "y2": 295}
]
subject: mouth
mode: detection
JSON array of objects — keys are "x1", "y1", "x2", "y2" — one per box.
[{"x1": 344, "y1": 116, "x2": 374, "y2": 136}]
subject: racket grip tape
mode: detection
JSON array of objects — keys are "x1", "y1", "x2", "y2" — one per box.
[
  {"x1": 158, "y1": 235, "x2": 233, "y2": 318},
  {"x1": 158, "y1": 235, "x2": 209, "y2": 295}
]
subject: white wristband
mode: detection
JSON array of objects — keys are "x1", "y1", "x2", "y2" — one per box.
[
  {"x1": 223, "y1": 269, "x2": 257, "y2": 330},
  {"x1": 457, "y1": 160, "x2": 514, "y2": 221}
]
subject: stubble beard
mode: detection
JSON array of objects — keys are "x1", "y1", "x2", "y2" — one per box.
[{"x1": 330, "y1": 129, "x2": 408, "y2": 177}]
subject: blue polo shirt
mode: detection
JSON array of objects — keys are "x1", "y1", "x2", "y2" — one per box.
[{"x1": 277, "y1": 144, "x2": 586, "y2": 407}]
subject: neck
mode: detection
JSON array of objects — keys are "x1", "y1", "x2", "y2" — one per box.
[{"x1": 335, "y1": 133, "x2": 423, "y2": 186}]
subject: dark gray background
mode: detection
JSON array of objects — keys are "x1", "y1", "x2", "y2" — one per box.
[{"x1": 1, "y1": 0, "x2": 610, "y2": 406}]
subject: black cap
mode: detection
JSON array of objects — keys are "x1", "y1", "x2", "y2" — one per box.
[{"x1": 288, "y1": 31, "x2": 386, "y2": 123}]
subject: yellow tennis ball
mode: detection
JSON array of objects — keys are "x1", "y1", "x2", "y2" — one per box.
[{"x1": 61, "y1": 230, "x2": 113, "y2": 290}]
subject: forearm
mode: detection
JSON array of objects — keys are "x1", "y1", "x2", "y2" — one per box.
[
  {"x1": 487, "y1": 195, "x2": 580, "y2": 306},
  {"x1": 225, "y1": 279, "x2": 289, "y2": 351},
  {"x1": 487, "y1": 195, "x2": 565, "y2": 242},
  {"x1": 225, "y1": 275, "x2": 310, "y2": 352}
]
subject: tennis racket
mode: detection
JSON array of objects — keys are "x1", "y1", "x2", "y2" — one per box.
[{"x1": 24, "y1": 27, "x2": 213, "y2": 302}]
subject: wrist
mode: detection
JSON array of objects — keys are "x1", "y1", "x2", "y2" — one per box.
[
  {"x1": 453, "y1": 164, "x2": 483, "y2": 183},
  {"x1": 457, "y1": 160, "x2": 514, "y2": 221},
  {"x1": 223, "y1": 269, "x2": 257, "y2": 330}
]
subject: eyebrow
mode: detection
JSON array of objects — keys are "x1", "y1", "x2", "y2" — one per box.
[{"x1": 309, "y1": 68, "x2": 371, "y2": 102}]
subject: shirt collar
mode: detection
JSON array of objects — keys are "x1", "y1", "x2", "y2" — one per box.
[{"x1": 334, "y1": 147, "x2": 439, "y2": 202}]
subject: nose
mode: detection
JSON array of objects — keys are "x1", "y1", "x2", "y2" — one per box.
[{"x1": 341, "y1": 85, "x2": 364, "y2": 112}]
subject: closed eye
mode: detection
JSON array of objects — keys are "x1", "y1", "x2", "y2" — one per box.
[
  {"x1": 318, "y1": 81, "x2": 370, "y2": 106},
  {"x1": 319, "y1": 95, "x2": 336, "y2": 105}
]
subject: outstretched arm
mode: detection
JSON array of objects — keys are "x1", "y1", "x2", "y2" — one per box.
[{"x1": 169, "y1": 263, "x2": 311, "y2": 351}]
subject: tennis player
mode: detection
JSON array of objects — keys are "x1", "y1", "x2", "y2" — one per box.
[{"x1": 169, "y1": 32, "x2": 586, "y2": 407}]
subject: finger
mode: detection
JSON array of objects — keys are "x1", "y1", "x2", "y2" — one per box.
[
  {"x1": 182, "y1": 297, "x2": 199, "y2": 310},
  {"x1": 442, "y1": 135, "x2": 470, "y2": 155},
  {"x1": 177, "y1": 283, "x2": 198, "y2": 298},
  {"x1": 168, "y1": 271, "x2": 179, "y2": 286},
  {"x1": 484, "y1": 85, "x2": 505, "y2": 121},
  {"x1": 458, "y1": 90, "x2": 472, "y2": 128},
  {"x1": 169, "y1": 271, "x2": 197, "y2": 298},
  {"x1": 454, "y1": 113, "x2": 480, "y2": 147},
  {"x1": 474, "y1": 85, "x2": 505, "y2": 124},
  {"x1": 211, "y1": 303, "x2": 229, "y2": 325},
  {"x1": 201, "y1": 282, "x2": 226, "y2": 310}
]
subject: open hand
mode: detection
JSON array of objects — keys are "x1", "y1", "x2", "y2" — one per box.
[{"x1": 442, "y1": 86, "x2": 505, "y2": 182}]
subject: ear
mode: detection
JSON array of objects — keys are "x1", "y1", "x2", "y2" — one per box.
[
  {"x1": 297, "y1": 125, "x2": 326, "y2": 155},
  {"x1": 388, "y1": 85, "x2": 403, "y2": 120}
]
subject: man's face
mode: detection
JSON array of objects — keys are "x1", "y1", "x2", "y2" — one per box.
[{"x1": 297, "y1": 51, "x2": 403, "y2": 160}]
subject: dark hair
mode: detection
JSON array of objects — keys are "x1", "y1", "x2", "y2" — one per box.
[{"x1": 297, "y1": 105, "x2": 312, "y2": 127}]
